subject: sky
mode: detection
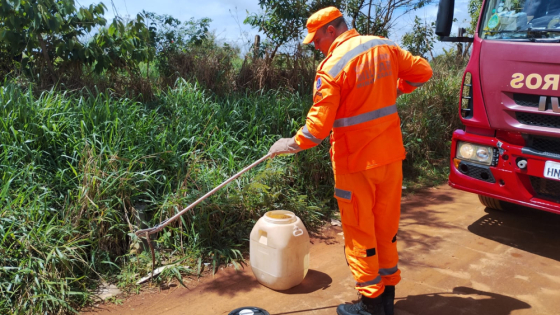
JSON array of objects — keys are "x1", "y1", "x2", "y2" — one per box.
[{"x1": 77, "y1": 0, "x2": 472, "y2": 56}]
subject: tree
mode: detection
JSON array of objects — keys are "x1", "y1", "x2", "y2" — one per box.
[
  {"x1": 245, "y1": 0, "x2": 432, "y2": 61},
  {"x1": 450, "y1": 0, "x2": 482, "y2": 60},
  {"x1": 244, "y1": 0, "x2": 342, "y2": 60},
  {"x1": 142, "y1": 12, "x2": 213, "y2": 79},
  {"x1": 144, "y1": 11, "x2": 211, "y2": 52},
  {"x1": 345, "y1": 0, "x2": 432, "y2": 37},
  {"x1": 460, "y1": 0, "x2": 483, "y2": 58},
  {"x1": 467, "y1": 0, "x2": 483, "y2": 34},
  {"x1": 0, "y1": 0, "x2": 107, "y2": 82},
  {"x1": 0, "y1": 1, "x2": 157, "y2": 84},
  {"x1": 88, "y1": 14, "x2": 153, "y2": 75},
  {"x1": 401, "y1": 16, "x2": 435, "y2": 59}
]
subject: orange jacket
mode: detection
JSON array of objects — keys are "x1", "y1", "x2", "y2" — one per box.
[{"x1": 294, "y1": 29, "x2": 433, "y2": 174}]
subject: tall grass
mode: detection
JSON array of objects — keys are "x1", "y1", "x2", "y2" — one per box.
[
  {"x1": 0, "y1": 80, "x2": 332, "y2": 314},
  {"x1": 0, "y1": 53, "x2": 465, "y2": 314}
]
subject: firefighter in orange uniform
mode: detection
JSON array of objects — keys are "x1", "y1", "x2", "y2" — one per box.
[{"x1": 268, "y1": 6, "x2": 432, "y2": 315}]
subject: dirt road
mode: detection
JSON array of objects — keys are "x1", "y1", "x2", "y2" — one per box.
[{"x1": 83, "y1": 185, "x2": 560, "y2": 315}]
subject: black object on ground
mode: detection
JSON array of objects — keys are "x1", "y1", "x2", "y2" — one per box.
[{"x1": 229, "y1": 306, "x2": 270, "y2": 315}]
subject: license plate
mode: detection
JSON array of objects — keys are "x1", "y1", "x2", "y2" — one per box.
[{"x1": 544, "y1": 161, "x2": 560, "y2": 181}]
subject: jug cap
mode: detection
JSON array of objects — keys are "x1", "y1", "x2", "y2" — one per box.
[
  {"x1": 229, "y1": 306, "x2": 270, "y2": 315},
  {"x1": 263, "y1": 210, "x2": 297, "y2": 224}
]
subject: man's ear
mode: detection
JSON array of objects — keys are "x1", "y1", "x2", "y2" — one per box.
[{"x1": 327, "y1": 25, "x2": 336, "y2": 37}]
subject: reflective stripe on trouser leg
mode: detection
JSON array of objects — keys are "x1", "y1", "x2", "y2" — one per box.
[
  {"x1": 335, "y1": 161, "x2": 403, "y2": 298},
  {"x1": 357, "y1": 275, "x2": 382, "y2": 287}
]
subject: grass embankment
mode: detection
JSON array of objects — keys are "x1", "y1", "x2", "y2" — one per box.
[
  {"x1": 0, "y1": 55, "x2": 464, "y2": 314},
  {"x1": 1, "y1": 81, "x2": 332, "y2": 314}
]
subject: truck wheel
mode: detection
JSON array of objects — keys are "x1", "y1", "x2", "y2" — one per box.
[{"x1": 478, "y1": 195, "x2": 504, "y2": 211}]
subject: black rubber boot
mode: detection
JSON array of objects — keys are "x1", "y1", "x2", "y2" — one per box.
[
  {"x1": 336, "y1": 295, "x2": 385, "y2": 315},
  {"x1": 381, "y1": 286, "x2": 395, "y2": 315}
]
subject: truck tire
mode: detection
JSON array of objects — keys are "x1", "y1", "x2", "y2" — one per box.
[{"x1": 478, "y1": 195, "x2": 504, "y2": 211}]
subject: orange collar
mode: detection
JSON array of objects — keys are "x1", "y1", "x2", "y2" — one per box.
[{"x1": 328, "y1": 29, "x2": 360, "y2": 55}]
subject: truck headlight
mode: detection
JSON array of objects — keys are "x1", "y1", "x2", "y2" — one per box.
[
  {"x1": 456, "y1": 141, "x2": 495, "y2": 165},
  {"x1": 459, "y1": 143, "x2": 474, "y2": 159}
]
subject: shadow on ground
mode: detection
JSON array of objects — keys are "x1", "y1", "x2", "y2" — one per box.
[
  {"x1": 269, "y1": 286, "x2": 530, "y2": 315},
  {"x1": 198, "y1": 269, "x2": 332, "y2": 298},
  {"x1": 395, "y1": 286, "x2": 531, "y2": 315},
  {"x1": 309, "y1": 226, "x2": 340, "y2": 245},
  {"x1": 398, "y1": 189, "x2": 462, "y2": 267},
  {"x1": 468, "y1": 206, "x2": 560, "y2": 262},
  {"x1": 277, "y1": 269, "x2": 332, "y2": 294},
  {"x1": 199, "y1": 269, "x2": 261, "y2": 297}
]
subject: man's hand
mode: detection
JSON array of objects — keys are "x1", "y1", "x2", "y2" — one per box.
[{"x1": 268, "y1": 137, "x2": 302, "y2": 158}]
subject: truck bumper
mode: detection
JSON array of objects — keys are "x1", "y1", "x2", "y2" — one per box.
[{"x1": 449, "y1": 130, "x2": 560, "y2": 215}]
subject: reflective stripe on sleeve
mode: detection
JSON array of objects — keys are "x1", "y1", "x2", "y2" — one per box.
[
  {"x1": 328, "y1": 38, "x2": 396, "y2": 78},
  {"x1": 405, "y1": 80, "x2": 426, "y2": 87},
  {"x1": 333, "y1": 104, "x2": 397, "y2": 128},
  {"x1": 356, "y1": 275, "x2": 382, "y2": 287},
  {"x1": 335, "y1": 188, "x2": 352, "y2": 200},
  {"x1": 302, "y1": 125, "x2": 323, "y2": 144},
  {"x1": 379, "y1": 265, "x2": 399, "y2": 276}
]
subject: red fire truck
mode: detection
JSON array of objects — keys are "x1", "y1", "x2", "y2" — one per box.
[{"x1": 435, "y1": 0, "x2": 560, "y2": 213}]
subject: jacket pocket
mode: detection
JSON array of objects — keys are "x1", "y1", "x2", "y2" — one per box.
[{"x1": 334, "y1": 188, "x2": 359, "y2": 227}]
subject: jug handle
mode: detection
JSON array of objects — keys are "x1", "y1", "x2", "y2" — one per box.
[{"x1": 293, "y1": 227, "x2": 304, "y2": 237}]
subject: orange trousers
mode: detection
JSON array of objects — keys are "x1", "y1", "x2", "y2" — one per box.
[{"x1": 334, "y1": 160, "x2": 402, "y2": 298}]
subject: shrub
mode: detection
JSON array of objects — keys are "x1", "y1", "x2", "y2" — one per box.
[
  {"x1": 236, "y1": 45, "x2": 317, "y2": 94},
  {"x1": 398, "y1": 51, "x2": 466, "y2": 179}
]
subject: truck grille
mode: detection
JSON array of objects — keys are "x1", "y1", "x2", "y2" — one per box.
[
  {"x1": 516, "y1": 112, "x2": 560, "y2": 129},
  {"x1": 513, "y1": 93, "x2": 553, "y2": 108},
  {"x1": 530, "y1": 136, "x2": 560, "y2": 156},
  {"x1": 530, "y1": 176, "x2": 560, "y2": 201},
  {"x1": 514, "y1": 93, "x2": 540, "y2": 107},
  {"x1": 458, "y1": 162, "x2": 496, "y2": 183}
]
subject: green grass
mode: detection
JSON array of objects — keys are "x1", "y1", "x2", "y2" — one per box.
[
  {"x1": 0, "y1": 53, "x2": 465, "y2": 314},
  {"x1": 0, "y1": 80, "x2": 332, "y2": 314}
]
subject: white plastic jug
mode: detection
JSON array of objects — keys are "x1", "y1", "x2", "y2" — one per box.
[{"x1": 250, "y1": 210, "x2": 310, "y2": 290}]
